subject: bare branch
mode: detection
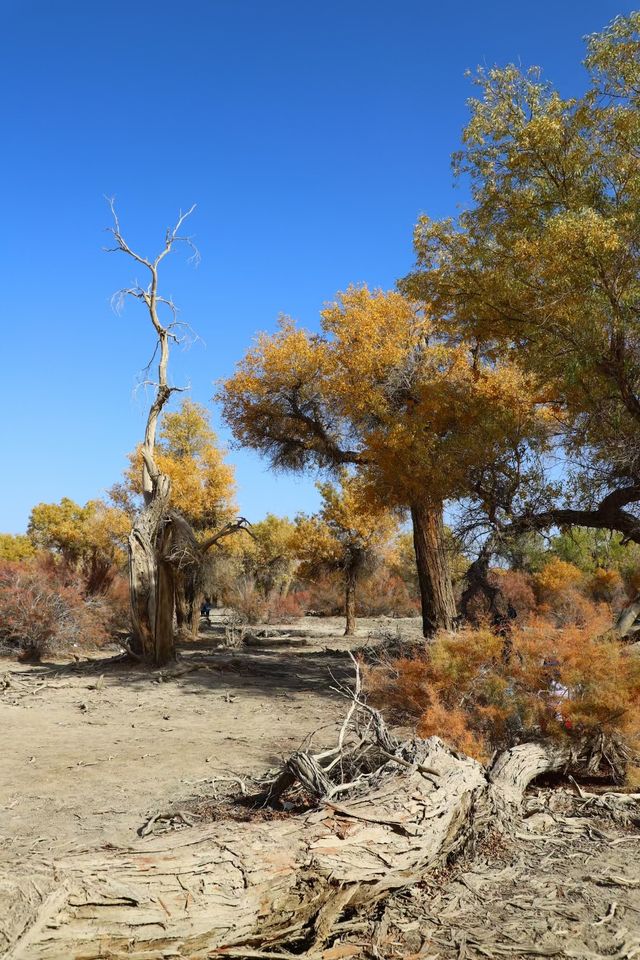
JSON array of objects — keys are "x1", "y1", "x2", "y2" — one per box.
[
  {"x1": 105, "y1": 199, "x2": 200, "y2": 498},
  {"x1": 200, "y1": 518, "x2": 255, "y2": 553}
]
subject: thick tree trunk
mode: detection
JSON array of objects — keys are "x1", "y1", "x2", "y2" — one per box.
[
  {"x1": 174, "y1": 568, "x2": 202, "y2": 639},
  {"x1": 411, "y1": 500, "x2": 457, "y2": 637},
  {"x1": 344, "y1": 568, "x2": 357, "y2": 636},
  {"x1": 128, "y1": 474, "x2": 179, "y2": 666},
  {"x1": 1, "y1": 739, "x2": 579, "y2": 960}
]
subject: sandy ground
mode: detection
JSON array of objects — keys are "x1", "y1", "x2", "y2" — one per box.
[
  {"x1": 2, "y1": 613, "x2": 640, "y2": 959},
  {"x1": 1, "y1": 614, "x2": 392, "y2": 863}
]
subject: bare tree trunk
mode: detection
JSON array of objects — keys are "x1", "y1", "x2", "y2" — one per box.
[
  {"x1": 411, "y1": 500, "x2": 457, "y2": 637},
  {"x1": 107, "y1": 203, "x2": 199, "y2": 666},
  {"x1": 1, "y1": 738, "x2": 584, "y2": 960},
  {"x1": 174, "y1": 574, "x2": 189, "y2": 632},
  {"x1": 344, "y1": 567, "x2": 357, "y2": 636},
  {"x1": 128, "y1": 475, "x2": 174, "y2": 662}
]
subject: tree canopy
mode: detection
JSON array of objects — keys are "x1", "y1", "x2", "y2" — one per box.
[{"x1": 401, "y1": 13, "x2": 640, "y2": 550}]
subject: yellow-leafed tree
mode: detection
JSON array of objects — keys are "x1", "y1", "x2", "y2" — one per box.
[
  {"x1": 294, "y1": 472, "x2": 398, "y2": 635},
  {"x1": 115, "y1": 399, "x2": 242, "y2": 636},
  {"x1": 28, "y1": 497, "x2": 129, "y2": 595},
  {"x1": 401, "y1": 13, "x2": 640, "y2": 636},
  {"x1": 221, "y1": 286, "x2": 546, "y2": 636}
]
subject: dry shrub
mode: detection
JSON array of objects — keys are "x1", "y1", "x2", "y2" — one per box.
[
  {"x1": 0, "y1": 560, "x2": 111, "y2": 660},
  {"x1": 357, "y1": 571, "x2": 420, "y2": 618},
  {"x1": 492, "y1": 569, "x2": 537, "y2": 620},
  {"x1": 366, "y1": 614, "x2": 640, "y2": 770},
  {"x1": 302, "y1": 573, "x2": 344, "y2": 617},
  {"x1": 538, "y1": 588, "x2": 604, "y2": 628},
  {"x1": 269, "y1": 592, "x2": 307, "y2": 622},
  {"x1": 101, "y1": 574, "x2": 131, "y2": 634},
  {"x1": 533, "y1": 558, "x2": 607, "y2": 627},
  {"x1": 230, "y1": 579, "x2": 270, "y2": 625}
]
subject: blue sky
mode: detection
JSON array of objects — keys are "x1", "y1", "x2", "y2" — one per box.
[{"x1": 1, "y1": 0, "x2": 633, "y2": 533}]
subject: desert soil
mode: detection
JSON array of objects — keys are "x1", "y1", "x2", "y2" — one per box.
[{"x1": 2, "y1": 613, "x2": 640, "y2": 959}]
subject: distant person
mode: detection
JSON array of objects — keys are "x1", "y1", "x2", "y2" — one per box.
[{"x1": 200, "y1": 599, "x2": 212, "y2": 623}]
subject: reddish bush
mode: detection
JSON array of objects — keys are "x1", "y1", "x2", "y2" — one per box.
[
  {"x1": 366, "y1": 614, "x2": 640, "y2": 769},
  {"x1": 269, "y1": 592, "x2": 307, "y2": 622},
  {"x1": 0, "y1": 560, "x2": 111, "y2": 660},
  {"x1": 301, "y1": 573, "x2": 344, "y2": 617},
  {"x1": 101, "y1": 574, "x2": 131, "y2": 634},
  {"x1": 492, "y1": 569, "x2": 537, "y2": 620},
  {"x1": 357, "y1": 571, "x2": 420, "y2": 618},
  {"x1": 537, "y1": 588, "x2": 604, "y2": 628}
]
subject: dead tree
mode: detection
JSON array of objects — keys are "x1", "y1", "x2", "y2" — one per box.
[
  {"x1": 2, "y1": 666, "x2": 625, "y2": 959},
  {"x1": 107, "y1": 204, "x2": 250, "y2": 664}
]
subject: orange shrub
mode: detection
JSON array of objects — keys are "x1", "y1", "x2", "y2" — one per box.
[
  {"x1": 357, "y1": 571, "x2": 420, "y2": 618},
  {"x1": 366, "y1": 616, "x2": 640, "y2": 767},
  {"x1": 269, "y1": 592, "x2": 307, "y2": 622},
  {"x1": 301, "y1": 573, "x2": 344, "y2": 617},
  {"x1": 538, "y1": 587, "x2": 604, "y2": 628},
  {"x1": 535, "y1": 559, "x2": 584, "y2": 598},
  {"x1": 587, "y1": 567, "x2": 624, "y2": 604}
]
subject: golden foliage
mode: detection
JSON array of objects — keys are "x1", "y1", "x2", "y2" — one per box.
[
  {"x1": 0, "y1": 534, "x2": 36, "y2": 562},
  {"x1": 220, "y1": 286, "x2": 547, "y2": 510},
  {"x1": 535, "y1": 559, "x2": 584, "y2": 598},
  {"x1": 28, "y1": 498, "x2": 129, "y2": 565},
  {"x1": 293, "y1": 471, "x2": 397, "y2": 576},
  {"x1": 122, "y1": 399, "x2": 236, "y2": 532},
  {"x1": 402, "y1": 14, "x2": 640, "y2": 487}
]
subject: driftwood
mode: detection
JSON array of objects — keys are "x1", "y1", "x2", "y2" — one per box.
[
  {"x1": 244, "y1": 632, "x2": 309, "y2": 648},
  {"x1": 1, "y1": 674, "x2": 602, "y2": 960}
]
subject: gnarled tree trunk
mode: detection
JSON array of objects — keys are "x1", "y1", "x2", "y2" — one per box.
[
  {"x1": 174, "y1": 563, "x2": 203, "y2": 639},
  {"x1": 411, "y1": 500, "x2": 457, "y2": 637},
  {"x1": 1, "y1": 737, "x2": 585, "y2": 960},
  {"x1": 128, "y1": 475, "x2": 175, "y2": 664}
]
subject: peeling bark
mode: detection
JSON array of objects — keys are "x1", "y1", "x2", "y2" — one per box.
[{"x1": 1, "y1": 738, "x2": 582, "y2": 960}]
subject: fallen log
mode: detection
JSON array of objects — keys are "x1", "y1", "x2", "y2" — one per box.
[{"x1": 2, "y1": 659, "x2": 601, "y2": 960}]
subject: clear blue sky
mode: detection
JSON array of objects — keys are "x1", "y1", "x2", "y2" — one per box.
[{"x1": 1, "y1": 0, "x2": 633, "y2": 533}]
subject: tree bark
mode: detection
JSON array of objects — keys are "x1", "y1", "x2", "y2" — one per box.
[
  {"x1": 344, "y1": 567, "x2": 357, "y2": 636},
  {"x1": 1, "y1": 738, "x2": 580, "y2": 960},
  {"x1": 128, "y1": 475, "x2": 174, "y2": 664},
  {"x1": 174, "y1": 567, "x2": 202, "y2": 639},
  {"x1": 411, "y1": 500, "x2": 457, "y2": 637}
]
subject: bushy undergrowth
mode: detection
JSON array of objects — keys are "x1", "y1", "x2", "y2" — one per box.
[
  {"x1": 366, "y1": 617, "x2": 640, "y2": 767},
  {"x1": 0, "y1": 560, "x2": 129, "y2": 660}
]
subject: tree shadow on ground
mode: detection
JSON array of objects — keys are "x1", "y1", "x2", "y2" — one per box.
[{"x1": 0, "y1": 641, "x2": 356, "y2": 702}]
